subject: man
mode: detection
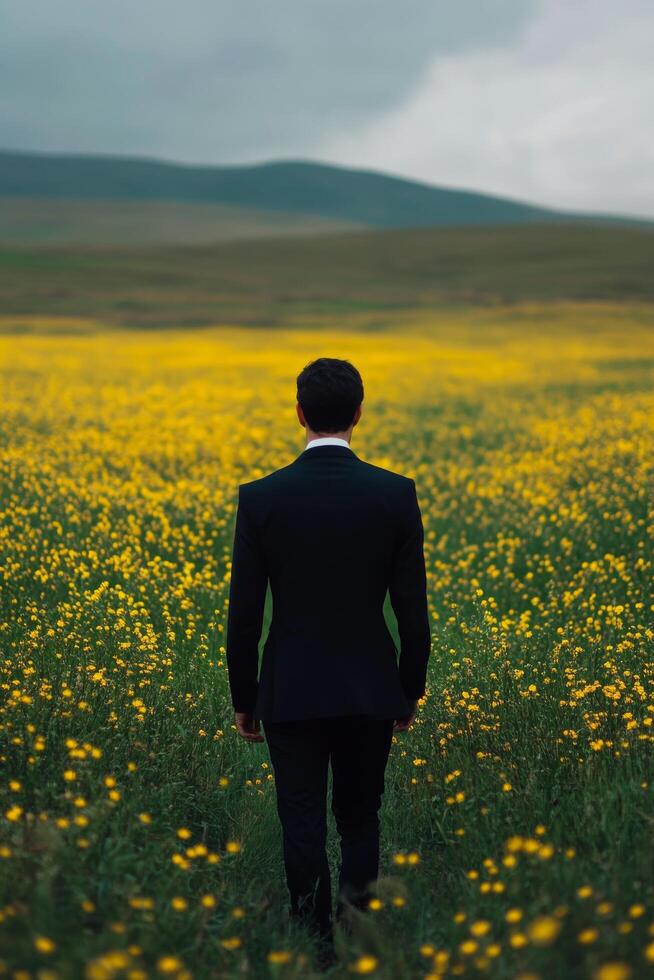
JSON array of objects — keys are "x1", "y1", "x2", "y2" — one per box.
[{"x1": 226, "y1": 357, "x2": 431, "y2": 967}]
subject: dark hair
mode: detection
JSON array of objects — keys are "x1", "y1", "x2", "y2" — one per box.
[{"x1": 296, "y1": 357, "x2": 364, "y2": 433}]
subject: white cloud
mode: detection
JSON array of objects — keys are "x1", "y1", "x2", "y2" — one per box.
[{"x1": 316, "y1": 0, "x2": 654, "y2": 218}]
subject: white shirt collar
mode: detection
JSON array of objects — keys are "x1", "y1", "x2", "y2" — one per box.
[{"x1": 304, "y1": 436, "x2": 351, "y2": 450}]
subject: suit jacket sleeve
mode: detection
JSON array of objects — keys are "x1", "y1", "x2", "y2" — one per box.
[
  {"x1": 389, "y1": 478, "x2": 431, "y2": 702},
  {"x1": 226, "y1": 484, "x2": 268, "y2": 713}
]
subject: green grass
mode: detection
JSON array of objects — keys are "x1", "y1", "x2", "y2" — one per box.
[
  {"x1": 1, "y1": 223, "x2": 653, "y2": 328},
  {"x1": 0, "y1": 197, "x2": 363, "y2": 246}
]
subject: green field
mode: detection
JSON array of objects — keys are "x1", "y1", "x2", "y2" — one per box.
[
  {"x1": 1, "y1": 223, "x2": 653, "y2": 329},
  {"x1": 0, "y1": 222, "x2": 653, "y2": 979},
  {"x1": 0, "y1": 198, "x2": 363, "y2": 246}
]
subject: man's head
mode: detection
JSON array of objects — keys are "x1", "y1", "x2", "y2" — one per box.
[{"x1": 296, "y1": 357, "x2": 364, "y2": 437}]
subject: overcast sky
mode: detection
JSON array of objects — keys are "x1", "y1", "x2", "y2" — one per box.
[{"x1": 1, "y1": 0, "x2": 652, "y2": 217}]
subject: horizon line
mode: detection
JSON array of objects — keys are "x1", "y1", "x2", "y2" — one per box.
[{"x1": 1, "y1": 144, "x2": 653, "y2": 226}]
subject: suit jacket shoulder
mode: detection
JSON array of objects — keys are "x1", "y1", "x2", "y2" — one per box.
[
  {"x1": 354, "y1": 458, "x2": 414, "y2": 488},
  {"x1": 238, "y1": 460, "x2": 298, "y2": 497},
  {"x1": 239, "y1": 454, "x2": 415, "y2": 526}
]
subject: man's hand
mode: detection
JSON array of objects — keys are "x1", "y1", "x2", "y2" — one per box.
[
  {"x1": 393, "y1": 699, "x2": 418, "y2": 732},
  {"x1": 235, "y1": 712, "x2": 264, "y2": 742}
]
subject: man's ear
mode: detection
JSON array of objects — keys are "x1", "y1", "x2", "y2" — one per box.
[
  {"x1": 353, "y1": 404, "x2": 362, "y2": 427},
  {"x1": 296, "y1": 402, "x2": 306, "y2": 428}
]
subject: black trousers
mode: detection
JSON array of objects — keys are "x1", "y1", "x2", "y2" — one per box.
[{"x1": 262, "y1": 714, "x2": 395, "y2": 943}]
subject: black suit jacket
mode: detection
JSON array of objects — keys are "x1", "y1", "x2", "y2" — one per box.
[{"x1": 226, "y1": 444, "x2": 431, "y2": 722}]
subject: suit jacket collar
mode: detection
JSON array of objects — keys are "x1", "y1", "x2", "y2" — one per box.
[{"x1": 295, "y1": 444, "x2": 358, "y2": 463}]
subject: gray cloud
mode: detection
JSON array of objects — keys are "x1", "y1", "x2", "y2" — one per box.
[
  {"x1": 1, "y1": 0, "x2": 537, "y2": 161},
  {"x1": 317, "y1": 0, "x2": 654, "y2": 217},
  {"x1": 1, "y1": 0, "x2": 650, "y2": 216}
]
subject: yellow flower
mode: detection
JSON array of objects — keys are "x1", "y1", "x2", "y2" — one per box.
[
  {"x1": 221, "y1": 937, "x2": 242, "y2": 950},
  {"x1": 35, "y1": 936, "x2": 56, "y2": 954},
  {"x1": 176, "y1": 827, "x2": 192, "y2": 840},
  {"x1": 459, "y1": 940, "x2": 478, "y2": 955},
  {"x1": 129, "y1": 897, "x2": 154, "y2": 910},
  {"x1": 578, "y1": 928, "x2": 599, "y2": 944},
  {"x1": 594, "y1": 964, "x2": 632, "y2": 980},
  {"x1": 527, "y1": 916, "x2": 561, "y2": 946},
  {"x1": 469, "y1": 920, "x2": 491, "y2": 938},
  {"x1": 351, "y1": 955, "x2": 378, "y2": 974},
  {"x1": 226, "y1": 840, "x2": 241, "y2": 854},
  {"x1": 267, "y1": 951, "x2": 292, "y2": 964},
  {"x1": 157, "y1": 956, "x2": 182, "y2": 973}
]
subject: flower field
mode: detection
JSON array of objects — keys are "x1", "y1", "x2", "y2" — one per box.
[{"x1": 1, "y1": 302, "x2": 653, "y2": 979}]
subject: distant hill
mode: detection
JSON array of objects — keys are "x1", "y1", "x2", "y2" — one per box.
[
  {"x1": 0, "y1": 149, "x2": 651, "y2": 247},
  {"x1": 2, "y1": 223, "x2": 653, "y2": 328}
]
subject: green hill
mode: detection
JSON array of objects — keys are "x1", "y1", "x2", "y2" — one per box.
[
  {"x1": 1, "y1": 149, "x2": 651, "y2": 241},
  {"x1": 1, "y1": 223, "x2": 652, "y2": 328}
]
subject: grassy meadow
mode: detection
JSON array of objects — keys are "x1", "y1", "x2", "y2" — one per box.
[
  {"x1": 2, "y1": 224, "x2": 654, "y2": 329},
  {"x1": 0, "y1": 298, "x2": 653, "y2": 980},
  {"x1": 0, "y1": 198, "x2": 362, "y2": 247}
]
